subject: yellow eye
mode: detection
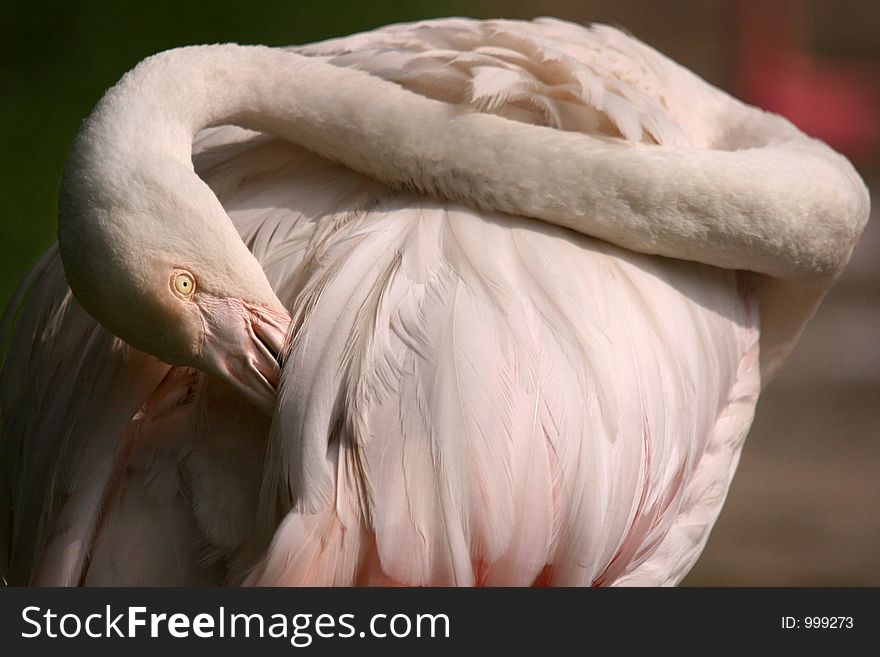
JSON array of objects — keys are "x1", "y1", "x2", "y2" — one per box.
[{"x1": 173, "y1": 271, "x2": 195, "y2": 296}]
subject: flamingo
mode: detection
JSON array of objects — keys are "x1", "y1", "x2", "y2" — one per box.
[{"x1": 0, "y1": 18, "x2": 868, "y2": 586}]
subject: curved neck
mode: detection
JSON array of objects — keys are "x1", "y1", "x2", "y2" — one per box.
[{"x1": 82, "y1": 44, "x2": 868, "y2": 280}]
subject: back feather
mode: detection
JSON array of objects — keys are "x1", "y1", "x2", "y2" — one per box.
[{"x1": 296, "y1": 18, "x2": 695, "y2": 147}]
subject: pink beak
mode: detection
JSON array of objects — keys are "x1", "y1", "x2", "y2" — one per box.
[{"x1": 196, "y1": 295, "x2": 291, "y2": 414}]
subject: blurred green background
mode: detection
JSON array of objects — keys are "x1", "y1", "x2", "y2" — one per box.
[{"x1": 3, "y1": 1, "x2": 879, "y2": 585}]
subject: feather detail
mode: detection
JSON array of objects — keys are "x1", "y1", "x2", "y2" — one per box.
[
  {"x1": 203, "y1": 138, "x2": 761, "y2": 585},
  {"x1": 297, "y1": 18, "x2": 691, "y2": 146}
]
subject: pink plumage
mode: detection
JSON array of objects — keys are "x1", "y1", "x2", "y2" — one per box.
[{"x1": 0, "y1": 18, "x2": 867, "y2": 586}]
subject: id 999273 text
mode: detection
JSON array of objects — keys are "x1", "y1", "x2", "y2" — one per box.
[{"x1": 781, "y1": 617, "x2": 854, "y2": 629}]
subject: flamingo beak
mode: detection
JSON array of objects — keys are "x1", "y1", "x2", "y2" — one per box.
[{"x1": 195, "y1": 296, "x2": 291, "y2": 414}]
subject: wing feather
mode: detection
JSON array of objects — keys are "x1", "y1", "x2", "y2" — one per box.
[{"x1": 222, "y1": 144, "x2": 760, "y2": 584}]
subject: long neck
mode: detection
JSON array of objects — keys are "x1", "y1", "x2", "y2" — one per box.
[{"x1": 82, "y1": 44, "x2": 868, "y2": 280}]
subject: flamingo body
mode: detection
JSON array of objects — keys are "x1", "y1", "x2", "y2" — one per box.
[{"x1": 0, "y1": 18, "x2": 867, "y2": 586}]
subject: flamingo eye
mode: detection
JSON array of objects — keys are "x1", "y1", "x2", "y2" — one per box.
[{"x1": 172, "y1": 271, "x2": 196, "y2": 296}]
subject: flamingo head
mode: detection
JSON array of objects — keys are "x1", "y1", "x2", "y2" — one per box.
[{"x1": 57, "y1": 153, "x2": 291, "y2": 414}]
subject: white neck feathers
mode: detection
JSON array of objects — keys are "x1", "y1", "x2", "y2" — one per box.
[{"x1": 76, "y1": 44, "x2": 870, "y2": 280}]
